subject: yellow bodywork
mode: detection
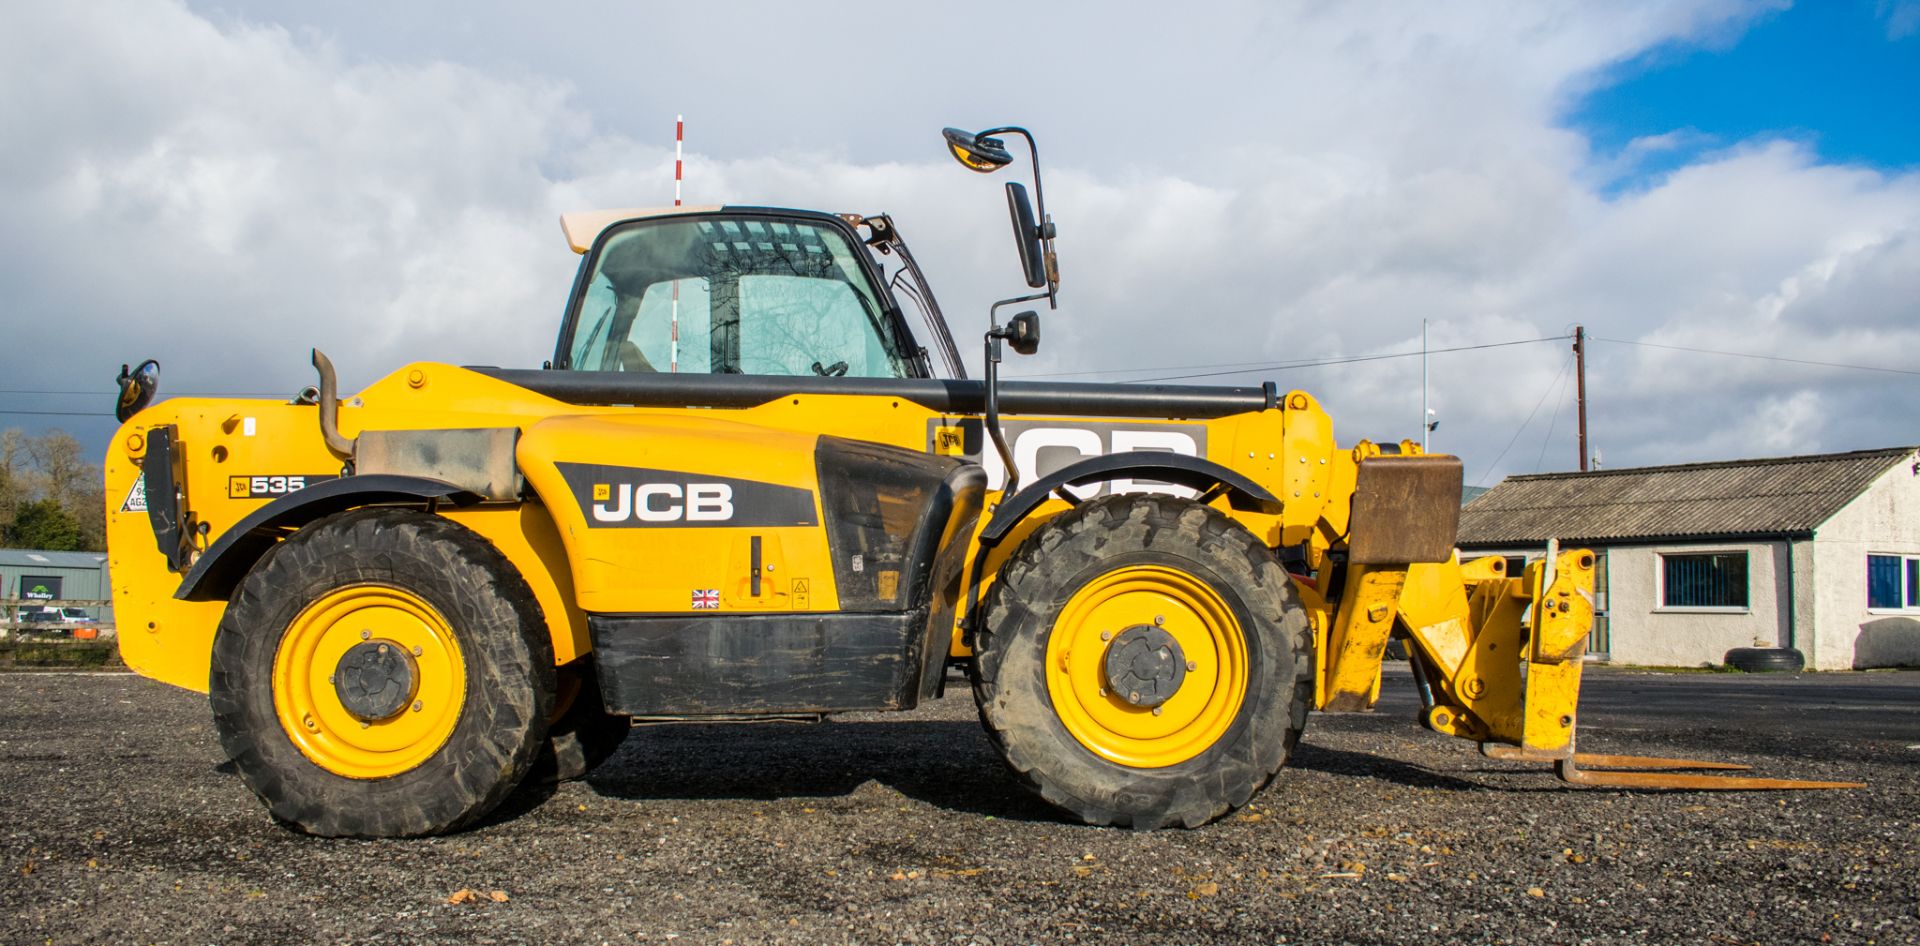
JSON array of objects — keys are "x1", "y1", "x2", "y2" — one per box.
[{"x1": 104, "y1": 358, "x2": 1599, "y2": 761}]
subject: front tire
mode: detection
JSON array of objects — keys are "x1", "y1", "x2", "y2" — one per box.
[
  {"x1": 209, "y1": 508, "x2": 555, "y2": 837},
  {"x1": 972, "y1": 494, "x2": 1312, "y2": 828}
]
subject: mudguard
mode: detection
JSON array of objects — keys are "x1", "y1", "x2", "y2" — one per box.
[
  {"x1": 978, "y1": 452, "x2": 1281, "y2": 546},
  {"x1": 175, "y1": 474, "x2": 483, "y2": 601}
]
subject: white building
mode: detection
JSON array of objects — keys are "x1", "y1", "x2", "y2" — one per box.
[{"x1": 1457, "y1": 447, "x2": 1920, "y2": 671}]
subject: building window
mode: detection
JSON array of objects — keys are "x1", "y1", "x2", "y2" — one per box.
[
  {"x1": 1660, "y1": 552, "x2": 1748, "y2": 609},
  {"x1": 1866, "y1": 554, "x2": 1920, "y2": 610}
]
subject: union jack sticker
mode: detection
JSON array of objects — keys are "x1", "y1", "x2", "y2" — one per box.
[{"x1": 691, "y1": 589, "x2": 720, "y2": 610}]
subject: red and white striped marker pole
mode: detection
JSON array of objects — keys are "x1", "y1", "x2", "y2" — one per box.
[{"x1": 670, "y1": 114, "x2": 683, "y2": 373}]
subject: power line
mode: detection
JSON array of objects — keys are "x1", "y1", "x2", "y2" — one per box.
[
  {"x1": 1591, "y1": 337, "x2": 1920, "y2": 377},
  {"x1": 1533, "y1": 359, "x2": 1573, "y2": 474},
  {"x1": 1105, "y1": 336, "x2": 1570, "y2": 385},
  {"x1": 1023, "y1": 356, "x2": 1334, "y2": 380},
  {"x1": 1476, "y1": 352, "x2": 1572, "y2": 487},
  {"x1": 1014, "y1": 335, "x2": 1570, "y2": 382}
]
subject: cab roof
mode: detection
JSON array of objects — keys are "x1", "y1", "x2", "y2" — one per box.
[
  {"x1": 559, "y1": 205, "x2": 857, "y2": 255},
  {"x1": 559, "y1": 206, "x2": 723, "y2": 254}
]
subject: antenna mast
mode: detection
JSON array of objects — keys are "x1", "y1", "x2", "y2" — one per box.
[{"x1": 671, "y1": 114, "x2": 684, "y2": 373}]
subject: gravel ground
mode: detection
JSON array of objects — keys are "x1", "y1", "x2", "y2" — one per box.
[{"x1": 1, "y1": 667, "x2": 1915, "y2": 946}]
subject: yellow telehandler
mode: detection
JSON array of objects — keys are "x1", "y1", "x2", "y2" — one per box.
[{"x1": 104, "y1": 125, "x2": 1853, "y2": 837}]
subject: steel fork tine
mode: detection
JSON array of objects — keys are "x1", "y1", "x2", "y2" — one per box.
[
  {"x1": 1556, "y1": 758, "x2": 1865, "y2": 791},
  {"x1": 1479, "y1": 742, "x2": 1862, "y2": 789}
]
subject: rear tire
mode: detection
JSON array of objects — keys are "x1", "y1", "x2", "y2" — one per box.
[
  {"x1": 209, "y1": 508, "x2": 555, "y2": 837},
  {"x1": 1725, "y1": 647, "x2": 1805, "y2": 673},
  {"x1": 527, "y1": 661, "x2": 630, "y2": 785},
  {"x1": 971, "y1": 494, "x2": 1313, "y2": 828}
]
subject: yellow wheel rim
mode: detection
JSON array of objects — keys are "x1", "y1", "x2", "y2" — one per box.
[
  {"x1": 1045, "y1": 565, "x2": 1248, "y2": 768},
  {"x1": 272, "y1": 584, "x2": 467, "y2": 779}
]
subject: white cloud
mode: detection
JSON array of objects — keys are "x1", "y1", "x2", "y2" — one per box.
[
  {"x1": 1, "y1": 0, "x2": 1914, "y2": 484},
  {"x1": 1881, "y1": 0, "x2": 1920, "y2": 39}
]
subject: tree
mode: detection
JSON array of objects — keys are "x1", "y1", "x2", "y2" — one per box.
[
  {"x1": 26, "y1": 430, "x2": 88, "y2": 507},
  {"x1": 0, "y1": 428, "x2": 105, "y2": 552},
  {"x1": 0, "y1": 430, "x2": 23, "y2": 537},
  {"x1": 0, "y1": 462, "x2": 17, "y2": 540},
  {"x1": 11, "y1": 498, "x2": 83, "y2": 551}
]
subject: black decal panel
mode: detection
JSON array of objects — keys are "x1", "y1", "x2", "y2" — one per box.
[
  {"x1": 557, "y1": 462, "x2": 819, "y2": 529},
  {"x1": 923, "y1": 418, "x2": 1207, "y2": 493}
]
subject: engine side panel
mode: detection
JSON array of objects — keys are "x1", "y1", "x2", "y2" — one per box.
[{"x1": 517, "y1": 413, "x2": 842, "y2": 614}]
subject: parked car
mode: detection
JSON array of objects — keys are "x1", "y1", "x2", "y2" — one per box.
[{"x1": 15, "y1": 609, "x2": 70, "y2": 637}]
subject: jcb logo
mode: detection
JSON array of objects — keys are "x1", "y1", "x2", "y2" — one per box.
[
  {"x1": 559, "y1": 462, "x2": 818, "y2": 530},
  {"x1": 592, "y1": 483, "x2": 735, "y2": 523}
]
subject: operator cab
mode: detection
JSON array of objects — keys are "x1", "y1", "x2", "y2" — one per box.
[{"x1": 553, "y1": 207, "x2": 937, "y2": 379}]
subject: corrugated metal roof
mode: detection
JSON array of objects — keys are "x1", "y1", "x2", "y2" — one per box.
[
  {"x1": 1458, "y1": 446, "x2": 1916, "y2": 547},
  {"x1": 0, "y1": 548, "x2": 110, "y2": 569}
]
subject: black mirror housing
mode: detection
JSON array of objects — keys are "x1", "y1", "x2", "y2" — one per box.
[
  {"x1": 1005, "y1": 183, "x2": 1047, "y2": 289},
  {"x1": 943, "y1": 127, "x2": 1014, "y2": 173},
  {"x1": 115, "y1": 359, "x2": 160, "y2": 422},
  {"x1": 1007, "y1": 311, "x2": 1041, "y2": 355}
]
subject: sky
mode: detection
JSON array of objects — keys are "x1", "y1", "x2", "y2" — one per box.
[{"x1": 0, "y1": 0, "x2": 1915, "y2": 485}]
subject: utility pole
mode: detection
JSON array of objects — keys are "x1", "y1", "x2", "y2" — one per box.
[
  {"x1": 1421, "y1": 318, "x2": 1429, "y2": 452},
  {"x1": 1574, "y1": 325, "x2": 1588, "y2": 472}
]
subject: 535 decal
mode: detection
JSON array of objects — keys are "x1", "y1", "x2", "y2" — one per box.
[{"x1": 228, "y1": 474, "x2": 336, "y2": 500}]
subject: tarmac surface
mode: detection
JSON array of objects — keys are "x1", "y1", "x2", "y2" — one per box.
[{"x1": 1, "y1": 666, "x2": 1915, "y2": 945}]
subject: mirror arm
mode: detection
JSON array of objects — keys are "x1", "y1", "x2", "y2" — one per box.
[
  {"x1": 983, "y1": 293, "x2": 1049, "y2": 495},
  {"x1": 977, "y1": 127, "x2": 1057, "y2": 309}
]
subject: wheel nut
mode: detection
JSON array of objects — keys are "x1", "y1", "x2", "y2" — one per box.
[
  {"x1": 359, "y1": 720, "x2": 370, "y2": 729},
  {"x1": 359, "y1": 629, "x2": 371, "y2": 640},
  {"x1": 377, "y1": 643, "x2": 388, "y2": 654},
  {"x1": 412, "y1": 701, "x2": 424, "y2": 713},
  {"x1": 1186, "y1": 661, "x2": 1198, "y2": 672},
  {"x1": 1128, "y1": 691, "x2": 1141, "y2": 704},
  {"x1": 1100, "y1": 630, "x2": 1112, "y2": 641},
  {"x1": 1153, "y1": 615, "x2": 1165, "y2": 626},
  {"x1": 1152, "y1": 706, "x2": 1163, "y2": 716},
  {"x1": 412, "y1": 645, "x2": 423, "y2": 656}
]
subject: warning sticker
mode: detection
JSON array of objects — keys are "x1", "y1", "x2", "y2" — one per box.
[
  {"x1": 121, "y1": 474, "x2": 148, "y2": 513},
  {"x1": 791, "y1": 578, "x2": 810, "y2": 610}
]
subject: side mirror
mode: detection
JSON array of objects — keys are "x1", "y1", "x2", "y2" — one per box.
[
  {"x1": 942, "y1": 127, "x2": 1014, "y2": 173},
  {"x1": 115, "y1": 359, "x2": 160, "y2": 422},
  {"x1": 1006, "y1": 311, "x2": 1041, "y2": 355},
  {"x1": 1005, "y1": 183, "x2": 1047, "y2": 289}
]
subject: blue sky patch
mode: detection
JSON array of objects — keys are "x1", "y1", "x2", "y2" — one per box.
[{"x1": 1569, "y1": 1, "x2": 1919, "y2": 194}]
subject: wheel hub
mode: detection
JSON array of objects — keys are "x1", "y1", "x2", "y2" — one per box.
[
  {"x1": 1103, "y1": 625, "x2": 1186, "y2": 708},
  {"x1": 334, "y1": 640, "x2": 418, "y2": 722}
]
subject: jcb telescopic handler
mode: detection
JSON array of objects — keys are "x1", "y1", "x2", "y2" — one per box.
[{"x1": 106, "y1": 125, "x2": 1855, "y2": 837}]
